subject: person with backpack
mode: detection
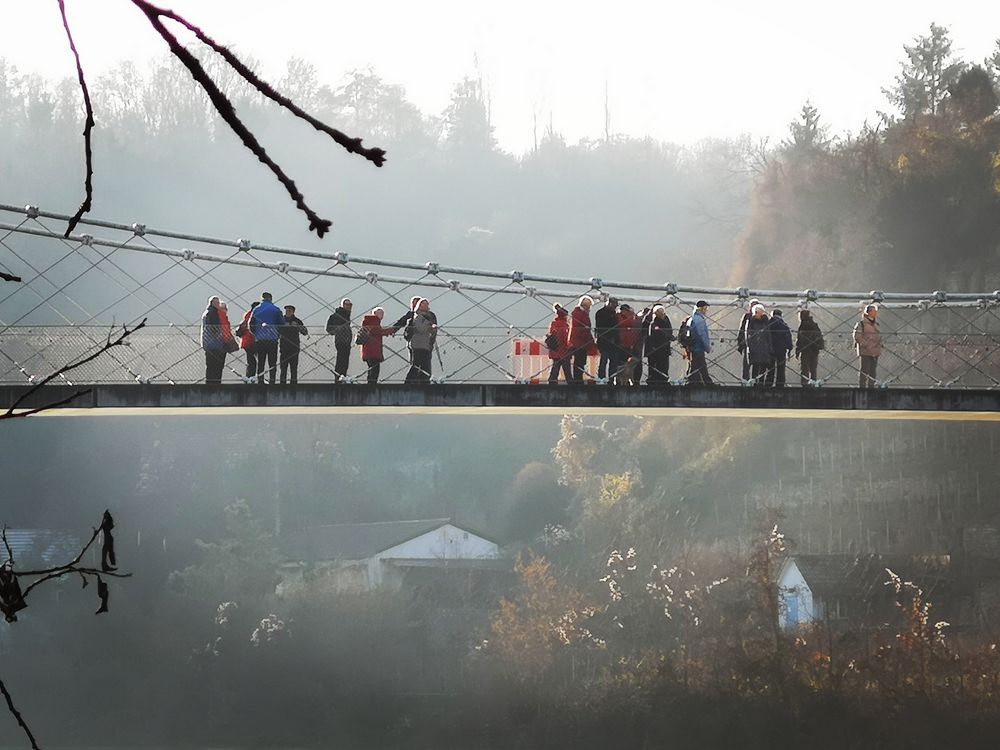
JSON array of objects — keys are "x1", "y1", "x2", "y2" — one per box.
[
  {"x1": 326, "y1": 297, "x2": 354, "y2": 382},
  {"x1": 357, "y1": 307, "x2": 395, "y2": 384},
  {"x1": 766, "y1": 309, "x2": 793, "y2": 387},
  {"x1": 545, "y1": 304, "x2": 572, "y2": 384},
  {"x1": 645, "y1": 305, "x2": 674, "y2": 385},
  {"x1": 745, "y1": 303, "x2": 772, "y2": 386},
  {"x1": 736, "y1": 298, "x2": 760, "y2": 383},
  {"x1": 235, "y1": 300, "x2": 259, "y2": 382},
  {"x1": 278, "y1": 305, "x2": 309, "y2": 385},
  {"x1": 687, "y1": 301, "x2": 714, "y2": 385},
  {"x1": 568, "y1": 295, "x2": 595, "y2": 383},
  {"x1": 795, "y1": 309, "x2": 825, "y2": 386},
  {"x1": 250, "y1": 292, "x2": 283, "y2": 385},
  {"x1": 853, "y1": 304, "x2": 883, "y2": 388}
]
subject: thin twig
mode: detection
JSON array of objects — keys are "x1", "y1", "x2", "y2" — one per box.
[
  {"x1": 2, "y1": 319, "x2": 145, "y2": 418},
  {"x1": 0, "y1": 272, "x2": 22, "y2": 283},
  {"x1": 1, "y1": 526, "x2": 12, "y2": 564},
  {"x1": 140, "y1": 3, "x2": 386, "y2": 168},
  {"x1": 0, "y1": 677, "x2": 40, "y2": 750},
  {"x1": 20, "y1": 567, "x2": 131, "y2": 599},
  {"x1": 130, "y1": 0, "x2": 336, "y2": 237},
  {"x1": 56, "y1": 0, "x2": 95, "y2": 238}
]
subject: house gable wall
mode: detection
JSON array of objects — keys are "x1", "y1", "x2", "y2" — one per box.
[{"x1": 778, "y1": 559, "x2": 822, "y2": 627}]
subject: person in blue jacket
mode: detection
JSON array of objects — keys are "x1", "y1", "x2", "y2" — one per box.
[
  {"x1": 250, "y1": 291, "x2": 284, "y2": 385},
  {"x1": 687, "y1": 300, "x2": 713, "y2": 385}
]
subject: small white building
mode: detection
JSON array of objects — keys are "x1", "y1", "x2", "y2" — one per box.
[{"x1": 279, "y1": 518, "x2": 502, "y2": 594}]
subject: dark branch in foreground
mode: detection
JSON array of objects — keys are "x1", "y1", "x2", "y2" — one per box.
[
  {"x1": 1, "y1": 318, "x2": 146, "y2": 419},
  {"x1": 56, "y1": 0, "x2": 95, "y2": 238},
  {"x1": 1, "y1": 512, "x2": 130, "y2": 748},
  {"x1": 0, "y1": 272, "x2": 22, "y2": 283},
  {"x1": 128, "y1": 0, "x2": 387, "y2": 237},
  {"x1": 147, "y1": 5, "x2": 387, "y2": 168},
  {"x1": 0, "y1": 678, "x2": 40, "y2": 750}
]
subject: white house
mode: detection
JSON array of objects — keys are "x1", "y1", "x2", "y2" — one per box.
[
  {"x1": 279, "y1": 518, "x2": 502, "y2": 594},
  {"x1": 777, "y1": 554, "x2": 952, "y2": 630}
]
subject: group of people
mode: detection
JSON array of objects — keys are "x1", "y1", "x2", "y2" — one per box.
[
  {"x1": 201, "y1": 293, "x2": 439, "y2": 385},
  {"x1": 543, "y1": 296, "x2": 884, "y2": 388},
  {"x1": 202, "y1": 290, "x2": 885, "y2": 388}
]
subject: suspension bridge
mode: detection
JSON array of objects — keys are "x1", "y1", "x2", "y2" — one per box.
[{"x1": 1, "y1": 202, "x2": 999, "y2": 418}]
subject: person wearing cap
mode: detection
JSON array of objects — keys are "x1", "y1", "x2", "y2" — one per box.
[
  {"x1": 853, "y1": 303, "x2": 883, "y2": 388},
  {"x1": 766, "y1": 308, "x2": 793, "y2": 387},
  {"x1": 326, "y1": 297, "x2": 354, "y2": 382},
  {"x1": 737, "y1": 298, "x2": 760, "y2": 383},
  {"x1": 687, "y1": 300, "x2": 713, "y2": 385},
  {"x1": 615, "y1": 303, "x2": 641, "y2": 385},
  {"x1": 594, "y1": 296, "x2": 620, "y2": 383},
  {"x1": 745, "y1": 303, "x2": 772, "y2": 386},
  {"x1": 250, "y1": 291, "x2": 284, "y2": 385},
  {"x1": 795, "y1": 309, "x2": 825, "y2": 386},
  {"x1": 278, "y1": 305, "x2": 309, "y2": 385},
  {"x1": 404, "y1": 298, "x2": 437, "y2": 383}
]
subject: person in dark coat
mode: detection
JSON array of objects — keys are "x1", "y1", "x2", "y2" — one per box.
[
  {"x1": 250, "y1": 292, "x2": 284, "y2": 385},
  {"x1": 567, "y1": 295, "x2": 595, "y2": 383},
  {"x1": 795, "y1": 309, "x2": 825, "y2": 386},
  {"x1": 744, "y1": 304, "x2": 773, "y2": 386},
  {"x1": 615, "y1": 304, "x2": 641, "y2": 385},
  {"x1": 736, "y1": 298, "x2": 760, "y2": 383},
  {"x1": 766, "y1": 309, "x2": 793, "y2": 387},
  {"x1": 545, "y1": 304, "x2": 572, "y2": 384},
  {"x1": 201, "y1": 296, "x2": 227, "y2": 384},
  {"x1": 594, "y1": 297, "x2": 620, "y2": 382},
  {"x1": 645, "y1": 305, "x2": 674, "y2": 385},
  {"x1": 326, "y1": 298, "x2": 354, "y2": 382},
  {"x1": 236, "y1": 301, "x2": 260, "y2": 382},
  {"x1": 358, "y1": 307, "x2": 396, "y2": 384},
  {"x1": 278, "y1": 305, "x2": 309, "y2": 385}
]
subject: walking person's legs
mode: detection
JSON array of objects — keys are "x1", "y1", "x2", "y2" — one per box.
[
  {"x1": 245, "y1": 344, "x2": 257, "y2": 381},
  {"x1": 572, "y1": 348, "x2": 588, "y2": 383},
  {"x1": 335, "y1": 344, "x2": 350, "y2": 382},
  {"x1": 365, "y1": 359, "x2": 380, "y2": 384}
]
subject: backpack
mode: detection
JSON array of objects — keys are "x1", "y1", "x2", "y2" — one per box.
[
  {"x1": 677, "y1": 317, "x2": 693, "y2": 350},
  {"x1": 235, "y1": 320, "x2": 248, "y2": 338},
  {"x1": 544, "y1": 332, "x2": 560, "y2": 351},
  {"x1": 355, "y1": 327, "x2": 370, "y2": 346}
]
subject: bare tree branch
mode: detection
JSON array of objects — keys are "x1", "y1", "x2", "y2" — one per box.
[
  {"x1": 2, "y1": 318, "x2": 146, "y2": 419},
  {"x1": 56, "y1": 0, "x2": 95, "y2": 238},
  {"x1": 0, "y1": 678, "x2": 40, "y2": 750},
  {"x1": 143, "y1": 3, "x2": 386, "y2": 169},
  {"x1": 0, "y1": 272, "x2": 22, "y2": 283},
  {"x1": 2, "y1": 525, "x2": 13, "y2": 564}
]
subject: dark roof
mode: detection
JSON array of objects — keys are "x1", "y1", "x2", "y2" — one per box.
[
  {"x1": 787, "y1": 554, "x2": 951, "y2": 600},
  {"x1": 281, "y1": 519, "x2": 457, "y2": 562},
  {"x1": 3, "y1": 529, "x2": 81, "y2": 569}
]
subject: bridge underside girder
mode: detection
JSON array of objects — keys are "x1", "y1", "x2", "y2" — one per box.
[{"x1": 3, "y1": 384, "x2": 999, "y2": 420}]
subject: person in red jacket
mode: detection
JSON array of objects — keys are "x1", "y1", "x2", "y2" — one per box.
[
  {"x1": 545, "y1": 304, "x2": 572, "y2": 384},
  {"x1": 235, "y1": 300, "x2": 259, "y2": 383},
  {"x1": 615, "y1": 304, "x2": 640, "y2": 385},
  {"x1": 358, "y1": 307, "x2": 396, "y2": 384},
  {"x1": 568, "y1": 295, "x2": 595, "y2": 383}
]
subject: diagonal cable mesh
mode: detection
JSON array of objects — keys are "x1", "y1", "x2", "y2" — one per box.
[{"x1": 1, "y1": 203, "x2": 1000, "y2": 387}]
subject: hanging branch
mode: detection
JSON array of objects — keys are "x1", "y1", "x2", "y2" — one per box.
[
  {"x1": 1, "y1": 512, "x2": 131, "y2": 748},
  {"x1": 137, "y1": 2, "x2": 386, "y2": 169},
  {"x1": 1, "y1": 318, "x2": 146, "y2": 420},
  {"x1": 56, "y1": 0, "x2": 95, "y2": 238},
  {"x1": 125, "y1": 0, "x2": 387, "y2": 238},
  {"x1": 0, "y1": 272, "x2": 22, "y2": 283}
]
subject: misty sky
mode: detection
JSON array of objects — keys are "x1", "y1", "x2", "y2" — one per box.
[{"x1": 3, "y1": 1, "x2": 1000, "y2": 152}]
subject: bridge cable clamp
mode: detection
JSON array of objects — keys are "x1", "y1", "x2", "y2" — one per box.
[
  {"x1": 425, "y1": 262, "x2": 440, "y2": 275},
  {"x1": 447, "y1": 279, "x2": 461, "y2": 291},
  {"x1": 131, "y1": 223, "x2": 146, "y2": 237},
  {"x1": 589, "y1": 277, "x2": 603, "y2": 290},
  {"x1": 869, "y1": 290, "x2": 885, "y2": 303},
  {"x1": 523, "y1": 286, "x2": 537, "y2": 298},
  {"x1": 24, "y1": 205, "x2": 40, "y2": 219},
  {"x1": 181, "y1": 249, "x2": 196, "y2": 261},
  {"x1": 276, "y1": 262, "x2": 290, "y2": 274},
  {"x1": 664, "y1": 282, "x2": 678, "y2": 295},
  {"x1": 80, "y1": 234, "x2": 94, "y2": 247},
  {"x1": 334, "y1": 251, "x2": 349, "y2": 264},
  {"x1": 736, "y1": 287, "x2": 750, "y2": 300},
  {"x1": 237, "y1": 238, "x2": 252, "y2": 252},
  {"x1": 510, "y1": 270, "x2": 524, "y2": 283},
  {"x1": 803, "y1": 289, "x2": 818, "y2": 302},
  {"x1": 932, "y1": 290, "x2": 948, "y2": 303},
  {"x1": 365, "y1": 271, "x2": 379, "y2": 284}
]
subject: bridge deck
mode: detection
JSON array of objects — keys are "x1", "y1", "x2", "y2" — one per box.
[{"x1": 3, "y1": 384, "x2": 999, "y2": 420}]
